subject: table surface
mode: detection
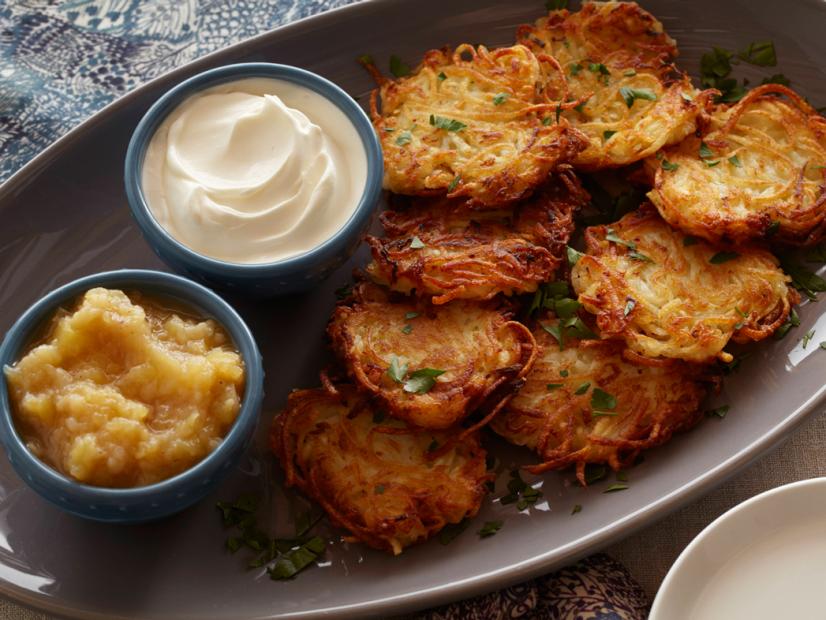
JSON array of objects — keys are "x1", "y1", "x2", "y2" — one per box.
[{"x1": 3, "y1": 407, "x2": 824, "y2": 618}]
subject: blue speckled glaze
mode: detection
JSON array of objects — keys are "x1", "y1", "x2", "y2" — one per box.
[
  {"x1": 0, "y1": 269, "x2": 264, "y2": 523},
  {"x1": 124, "y1": 62, "x2": 383, "y2": 297}
]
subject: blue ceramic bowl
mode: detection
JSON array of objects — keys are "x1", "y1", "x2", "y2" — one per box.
[
  {"x1": 124, "y1": 63, "x2": 383, "y2": 297},
  {"x1": 0, "y1": 270, "x2": 264, "y2": 523}
]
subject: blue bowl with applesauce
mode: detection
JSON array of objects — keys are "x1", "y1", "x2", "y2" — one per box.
[
  {"x1": 0, "y1": 269, "x2": 264, "y2": 523},
  {"x1": 124, "y1": 63, "x2": 383, "y2": 297}
]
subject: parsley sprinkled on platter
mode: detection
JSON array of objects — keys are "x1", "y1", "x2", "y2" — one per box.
[
  {"x1": 356, "y1": 54, "x2": 374, "y2": 66},
  {"x1": 334, "y1": 283, "x2": 352, "y2": 300},
  {"x1": 619, "y1": 86, "x2": 656, "y2": 108},
  {"x1": 616, "y1": 471, "x2": 629, "y2": 482},
  {"x1": 591, "y1": 387, "x2": 617, "y2": 412},
  {"x1": 439, "y1": 519, "x2": 470, "y2": 545},
  {"x1": 404, "y1": 368, "x2": 446, "y2": 394},
  {"x1": 700, "y1": 41, "x2": 780, "y2": 103},
  {"x1": 603, "y1": 130, "x2": 617, "y2": 141},
  {"x1": 728, "y1": 155, "x2": 742, "y2": 167},
  {"x1": 478, "y1": 520, "x2": 503, "y2": 538},
  {"x1": 584, "y1": 464, "x2": 608, "y2": 485},
  {"x1": 624, "y1": 69, "x2": 637, "y2": 77},
  {"x1": 571, "y1": 504, "x2": 582, "y2": 515},
  {"x1": 217, "y1": 496, "x2": 326, "y2": 580},
  {"x1": 410, "y1": 236, "x2": 425, "y2": 249},
  {"x1": 661, "y1": 158, "x2": 679, "y2": 171},
  {"x1": 820, "y1": 342, "x2": 826, "y2": 351},
  {"x1": 395, "y1": 131, "x2": 412, "y2": 146},
  {"x1": 629, "y1": 250, "x2": 654, "y2": 262},
  {"x1": 542, "y1": 116, "x2": 553, "y2": 125},
  {"x1": 605, "y1": 228, "x2": 636, "y2": 249},
  {"x1": 761, "y1": 73, "x2": 791, "y2": 87},
  {"x1": 447, "y1": 174, "x2": 462, "y2": 192},
  {"x1": 567, "y1": 245, "x2": 584, "y2": 266},
  {"x1": 707, "y1": 405, "x2": 730, "y2": 419},
  {"x1": 699, "y1": 141, "x2": 714, "y2": 159},
  {"x1": 774, "y1": 308, "x2": 801, "y2": 340},
  {"x1": 404, "y1": 311, "x2": 419, "y2": 320},
  {"x1": 547, "y1": 383, "x2": 564, "y2": 391},
  {"x1": 389, "y1": 54, "x2": 411, "y2": 78},
  {"x1": 427, "y1": 439, "x2": 440, "y2": 453},
  {"x1": 779, "y1": 255, "x2": 826, "y2": 300},
  {"x1": 802, "y1": 329, "x2": 815, "y2": 349},
  {"x1": 545, "y1": 0, "x2": 568, "y2": 10},
  {"x1": 437, "y1": 71, "x2": 447, "y2": 81},
  {"x1": 429, "y1": 114, "x2": 466, "y2": 132},
  {"x1": 570, "y1": 62, "x2": 583, "y2": 76},
  {"x1": 709, "y1": 251, "x2": 740, "y2": 264},
  {"x1": 500, "y1": 470, "x2": 543, "y2": 511},
  {"x1": 560, "y1": 369, "x2": 569, "y2": 377},
  {"x1": 401, "y1": 324, "x2": 413, "y2": 335},
  {"x1": 387, "y1": 356, "x2": 408, "y2": 383},
  {"x1": 603, "y1": 483, "x2": 628, "y2": 493},
  {"x1": 493, "y1": 93, "x2": 509, "y2": 105},
  {"x1": 739, "y1": 41, "x2": 777, "y2": 67}
]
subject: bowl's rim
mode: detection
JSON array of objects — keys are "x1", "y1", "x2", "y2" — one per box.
[
  {"x1": 649, "y1": 477, "x2": 826, "y2": 619},
  {"x1": 123, "y1": 62, "x2": 383, "y2": 277},
  {"x1": 0, "y1": 269, "x2": 264, "y2": 503}
]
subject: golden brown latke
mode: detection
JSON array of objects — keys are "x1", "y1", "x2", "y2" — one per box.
[
  {"x1": 366, "y1": 43, "x2": 588, "y2": 207},
  {"x1": 327, "y1": 282, "x2": 536, "y2": 430},
  {"x1": 272, "y1": 386, "x2": 490, "y2": 555},
  {"x1": 491, "y1": 323, "x2": 713, "y2": 485},
  {"x1": 517, "y1": 0, "x2": 712, "y2": 170},
  {"x1": 365, "y1": 168, "x2": 588, "y2": 304},
  {"x1": 646, "y1": 84, "x2": 826, "y2": 246},
  {"x1": 570, "y1": 205, "x2": 799, "y2": 363}
]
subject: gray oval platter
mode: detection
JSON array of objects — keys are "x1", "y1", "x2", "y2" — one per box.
[{"x1": 1, "y1": 0, "x2": 826, "y2": 618}]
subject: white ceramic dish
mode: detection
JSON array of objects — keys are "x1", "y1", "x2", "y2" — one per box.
[
  {"x1": 650, "y1": 478, "x2": 826, "y2": 620},
  {"x1": 1, "y1": 1, "x2": 826, "y2": 618}
]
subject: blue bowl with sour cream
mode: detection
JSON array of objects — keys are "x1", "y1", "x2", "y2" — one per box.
[
  {"x1": 0, "y1": 269, "x2": 264, "y2": 523},
  {"x1": 124, "y1": 63, "x2": 383, "y2": 297}
]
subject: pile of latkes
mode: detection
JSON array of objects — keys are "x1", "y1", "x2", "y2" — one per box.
[{"x1": 271, "y1": 1, "x2": 825, "y2": 555}]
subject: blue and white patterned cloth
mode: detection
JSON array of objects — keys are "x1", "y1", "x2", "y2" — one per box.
[{"x1": 0, "y1": 2, "x2": 650, "y2": 618}]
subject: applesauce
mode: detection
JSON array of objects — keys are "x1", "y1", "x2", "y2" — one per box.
[{"x1": 3, "y1": 287, "x2": 245, "y2": 488}]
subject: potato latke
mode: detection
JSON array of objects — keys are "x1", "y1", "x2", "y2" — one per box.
[
  {"x1": 271, "y1": 386, "x2": 490, "y2": 554},
  {"x1": 367, "y1": 43, "x2": 588, "y2": 207},
  {"x1": 517, "y1": 1, "x2": 711, "y2": 169},
  {"x1": 647, "y1": 84, "x2": 826, "y2": 245},
  {"x1": 491, "y1": 323, "x2": 712, "y2": 484},
  {"x1": 327, "y1": 282, "x2": 536, "y2": 429},
  {"x1": 366, "y1": 168, "x2": 587, "y2": 304},
  {"x1": 570, "y1": 205, "x2": 798, "y2": 363}
]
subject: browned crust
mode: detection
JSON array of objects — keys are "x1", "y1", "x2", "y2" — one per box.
[
  {"x1": 326, "y1": 282, "x2": 537, "y2": 429},
  {"x1": 270, "y1": 386, "x2": 490, "y2": 554}
]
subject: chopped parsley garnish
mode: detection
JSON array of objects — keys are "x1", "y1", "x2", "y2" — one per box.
[
  {"x1": 217, "y1": 497, "x2": 326, "y2": 580},
  {"x1": 738, "y1": 41, "x2": 777, "y2": 67},
  {"x1": 404, "y1": 368, "x2": 446, "y2": 394},
  {"x1": 707, "y1": 405, "x2": 730, "y2": 419},
  {"x1": 477, "y1": 520, "x2": 504, "y2": 538},
  {"x1": 493, "y1": 93, "x2": 509, "y2": 105},
  {"x1": 410, "y1": 236, "x2": 425, "y2": 249},
  {"x1": 629, "y1": 250, "x2": 654, "y2": 263},
  {"x1": 429, "y1": 114, "x2": 466, "y2": 132},
  {"x1": 661, "y1": 159, "x2": 679, "y2": 171},
  {"x1": 603, "y1": 483, "x2": 629, "y2": 493},
  {"x1": 560, "y1": 369, "x2": 569, "y2": 377},
  {"x1": 779, "y1": 256, "x2": 826, "y2": 300},
  {"x1": 357, "y1": 54, "x2": 374, "y2": 66},
  {"x1": 761, "y1": 73, "x2": 791, "y2": 86},
  {"x1": 427, "y1": 439, "x2": 440, "y2": 452},
  {"x1": 555, "y1": 103, "x2": 563, "y2": 123},
  {"x1": 820, "y1": 342, "x2": 826, "y2": 350},
  {"x1": 623, "y1": 69, "x2": 637, "y2": 77},
  {"x1": 542, "y1": 116, "x2": 553, "y2": 126},
  {"x1": 437, "y1": 71, "x2": 447, "y2": 81},
  {"x1": 774, "y1": 308, "x2": 801, "y2": 340},
  {"x1": 619, "y1": 86, "x2": 656, "y2": 108},
  {"x1": 804, "y1": 242, "x2": 826, "y2": 263},
  {"x1": 570, "y1": 63, "x2": 583, "y2": 76},
  {"x1": 387, "y1": 356, "x2": 408, "y2": 383},
  {"x1": 624, "y1": 298, "x2": 636, "y2": 316},
  {"x1": 567, "y1": 245, "x2": 584, "y2": 266},
  {"x1": 389, "y1": 54, "x2": 411, "y2": 78},
  {"x1": 401, "y1": 324, "x2": 413, "y2": 335},
  {"x1": 728, "y1": 155, "x2": 742, "y2": 167},
  {"x1": 616, "y1": 470, "x2": 629, "y2": 482},
  {"x1": 545, "y1": 0, "x2": 568, "y2": 9},
  {"x1": 605, "y1": 228, "x2": 636, "y2": 249},
  {"x1": 603, "y1": 130, "x2": 617, "y2": 141},
  {"x1": 683, "y1": 236, "x2": 699, "y2": 246},
  {"x1": 584, "y1": 464, "x2": 607, "y2": 485},
  {"x1": 681, "y1": 91, "x2": 694, "y2": 102},
  {"x1": 704, "y1": 160, "x2": 721, "y2": 168},
  {"x1": 404, "y1": 311, "x2": 419, "y2": 320},
  {"x1": 447, "y1": 175, "x2": 462, "y2": 192},
  {"x1": 699, "y1": 141, "x2": 714, "y2": 159},
  {"x1": 591, "y1": 387, "x2": 617, "y2": 411},
  {"x1": 571, "y1": 504, "x2": 582, "y2": 515},
  {"x1": 573, "y1": 100, "x2": 587, "y2": 113},
  {"x1": 547, "y1": 383, "x2": 564, "y2": 391},
  {"x1": 802, "y1": 329, "x2": 815, "y2": 349},
  {"x1": 499, "y1": 470, "x2": 543, "y2": 511},
  {"x1": 395, "y1": 131, "x2": 412, "y2": 146},
  {"x1": 709, "y1": 251, "x2": 739, "y2": 264},
  {"x1": 766, "y1": 221, "x2": 781, "y2": 237},
  {"x1": 438, "y1": 519, "x2": 469, "y2": 545},
  {"x1": 374, "y1": 484, "x2": 385, "y2": 495},
  {"x1": 589, "y1": 62, "x2": 610, "y2": 83},
  {"x1": 334, "y1": 283, "x2": 352, "y2": 300},
  {"x1": 574, "y1": 382, "x2": 591, "y2": 395}
]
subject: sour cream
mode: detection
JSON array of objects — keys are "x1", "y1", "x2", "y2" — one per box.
[{"x1": 141, "y1": 77, "x2": 367, "y2": 264}]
